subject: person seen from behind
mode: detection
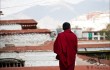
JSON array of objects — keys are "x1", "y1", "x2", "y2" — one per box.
[{"x1": 54, "y1": 22, "x2": 78, "y2": 70}]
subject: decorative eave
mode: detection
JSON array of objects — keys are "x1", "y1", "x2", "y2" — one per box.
[
  {"x1": 0, "y1": 29, "x2": 51, "y2": 35},
  {"x1": 0, "y1": 19, "x2": 37, "y2": 25}
]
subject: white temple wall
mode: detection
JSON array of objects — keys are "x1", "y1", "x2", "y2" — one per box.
[
  {"x1": 0, "y1": 24, "x2": 22, "y2": 30},
  {"x1": 71, "y1": 28, "x2": 83, "y2": 39},
  {"x1": 0, "y1": 52, "x2": 58, "y2": 66},
  {"x1": 0, "y1": 33, "x2": 51, "y2": 48}
]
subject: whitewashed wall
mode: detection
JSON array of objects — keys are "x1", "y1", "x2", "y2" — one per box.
[
  {"x1": 0, "y1": 51, "x2": 97, "y2": 66},
  {"x1": 82, "y1": 32, "x2": 88, "y2": 40},
  {"x1": 0, "y1": 24, "x2": 22, "y2": 30},
  {"x1": 0, "y1": 33, "x2": 51, "y2": 48},
  {"x1": 75, "y1": 29, "x2": 82, "y2": 38},
  {"x1": 0, "y1": 52, "x2": 58, "y2": 67},
  {"x1": 71, "y1": 28, "x2": 82, "y2": 38}
]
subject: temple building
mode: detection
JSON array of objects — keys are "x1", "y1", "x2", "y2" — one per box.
[
  {"x1": 82, "y1": 31, "x2": 106, "y2": 40},
  {"x1": 0, "y1": 19, "x2": 37, "y2": 30},
  {"x1": 0, "y1": 19, "x2": 51, "y2": 48},
  {"x1": 0, "y1": 19, "x2": 54, "y2": 67},
  {"x1": 0, "y1": 19, "x2": 110, "y2": 68}
]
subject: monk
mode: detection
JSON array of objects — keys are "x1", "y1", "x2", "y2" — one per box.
[{"x1": 54, "y1": 22, "x2": 78, "y2": 70}]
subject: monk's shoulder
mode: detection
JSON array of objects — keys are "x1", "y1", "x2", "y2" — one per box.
[{"x1": 58, "y1": 32, "x2": 65, "y2": 37}]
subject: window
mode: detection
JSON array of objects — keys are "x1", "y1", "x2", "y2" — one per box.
[
  {"x1": 94, "y1": 32, "x2": 98, "y2": 35},
  {"x1": 0, "y1": 58, "x2": 25, "y2": 68},
  {"x1": 100, "y1": 37, "x2": 104, "y2": 40}
]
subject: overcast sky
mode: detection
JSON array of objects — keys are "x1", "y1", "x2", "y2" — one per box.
[
  {"x1": 1, "y1": 0, "x2": 109, "y2": 19},
  {"x1": 0, "y1": 0, "x2": 110, "y2": 30}
]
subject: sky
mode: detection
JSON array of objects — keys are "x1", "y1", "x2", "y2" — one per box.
[{"x1": 0, "y1": 0, "x2": 110, "y2": 30}]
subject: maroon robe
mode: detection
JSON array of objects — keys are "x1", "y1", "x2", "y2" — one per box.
[{"x1": 54, "y1": 29, "x2": 78, "y2": 70}]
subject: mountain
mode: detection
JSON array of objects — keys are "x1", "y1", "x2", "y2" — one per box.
[
  {"x1": 1, "y1": 0, "x2": 109, "y2": 30},
  {"x1": 20, "y1": 0, "x2": 109, "y2": 21},
  {"x1": 37, "y1": 16, "x2": 61, "y2": 29},
  {"x1": 1, "y1": 13, "x2": 32, "y2": 20}
]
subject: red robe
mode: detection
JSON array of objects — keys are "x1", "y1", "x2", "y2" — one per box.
[{"x1": 54, "y1": 29, "x2": 78, "y2": 69}]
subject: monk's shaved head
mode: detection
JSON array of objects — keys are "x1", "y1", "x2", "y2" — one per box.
[{"x1": 63, "y1": 22, "x2": 71, "y2": 30}]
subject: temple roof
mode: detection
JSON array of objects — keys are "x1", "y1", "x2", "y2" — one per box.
[
  {"x1": 0, "y1": 41, "x2": 110, "y2": 52},
  {"x1": 0, "y1": 19, "x2": 37, "y2": 25},
  {"x1": 0, "y1": 29, "x2": 51, "y2": 35}
]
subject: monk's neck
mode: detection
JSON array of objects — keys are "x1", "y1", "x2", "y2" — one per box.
[{"x1": 64, "y1": 29, "x2": 71, "y2": 32}]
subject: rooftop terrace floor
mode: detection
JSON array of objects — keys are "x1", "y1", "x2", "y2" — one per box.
[{"x1": 0, "y1": 65, "x2": 110, "y2": 70}]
